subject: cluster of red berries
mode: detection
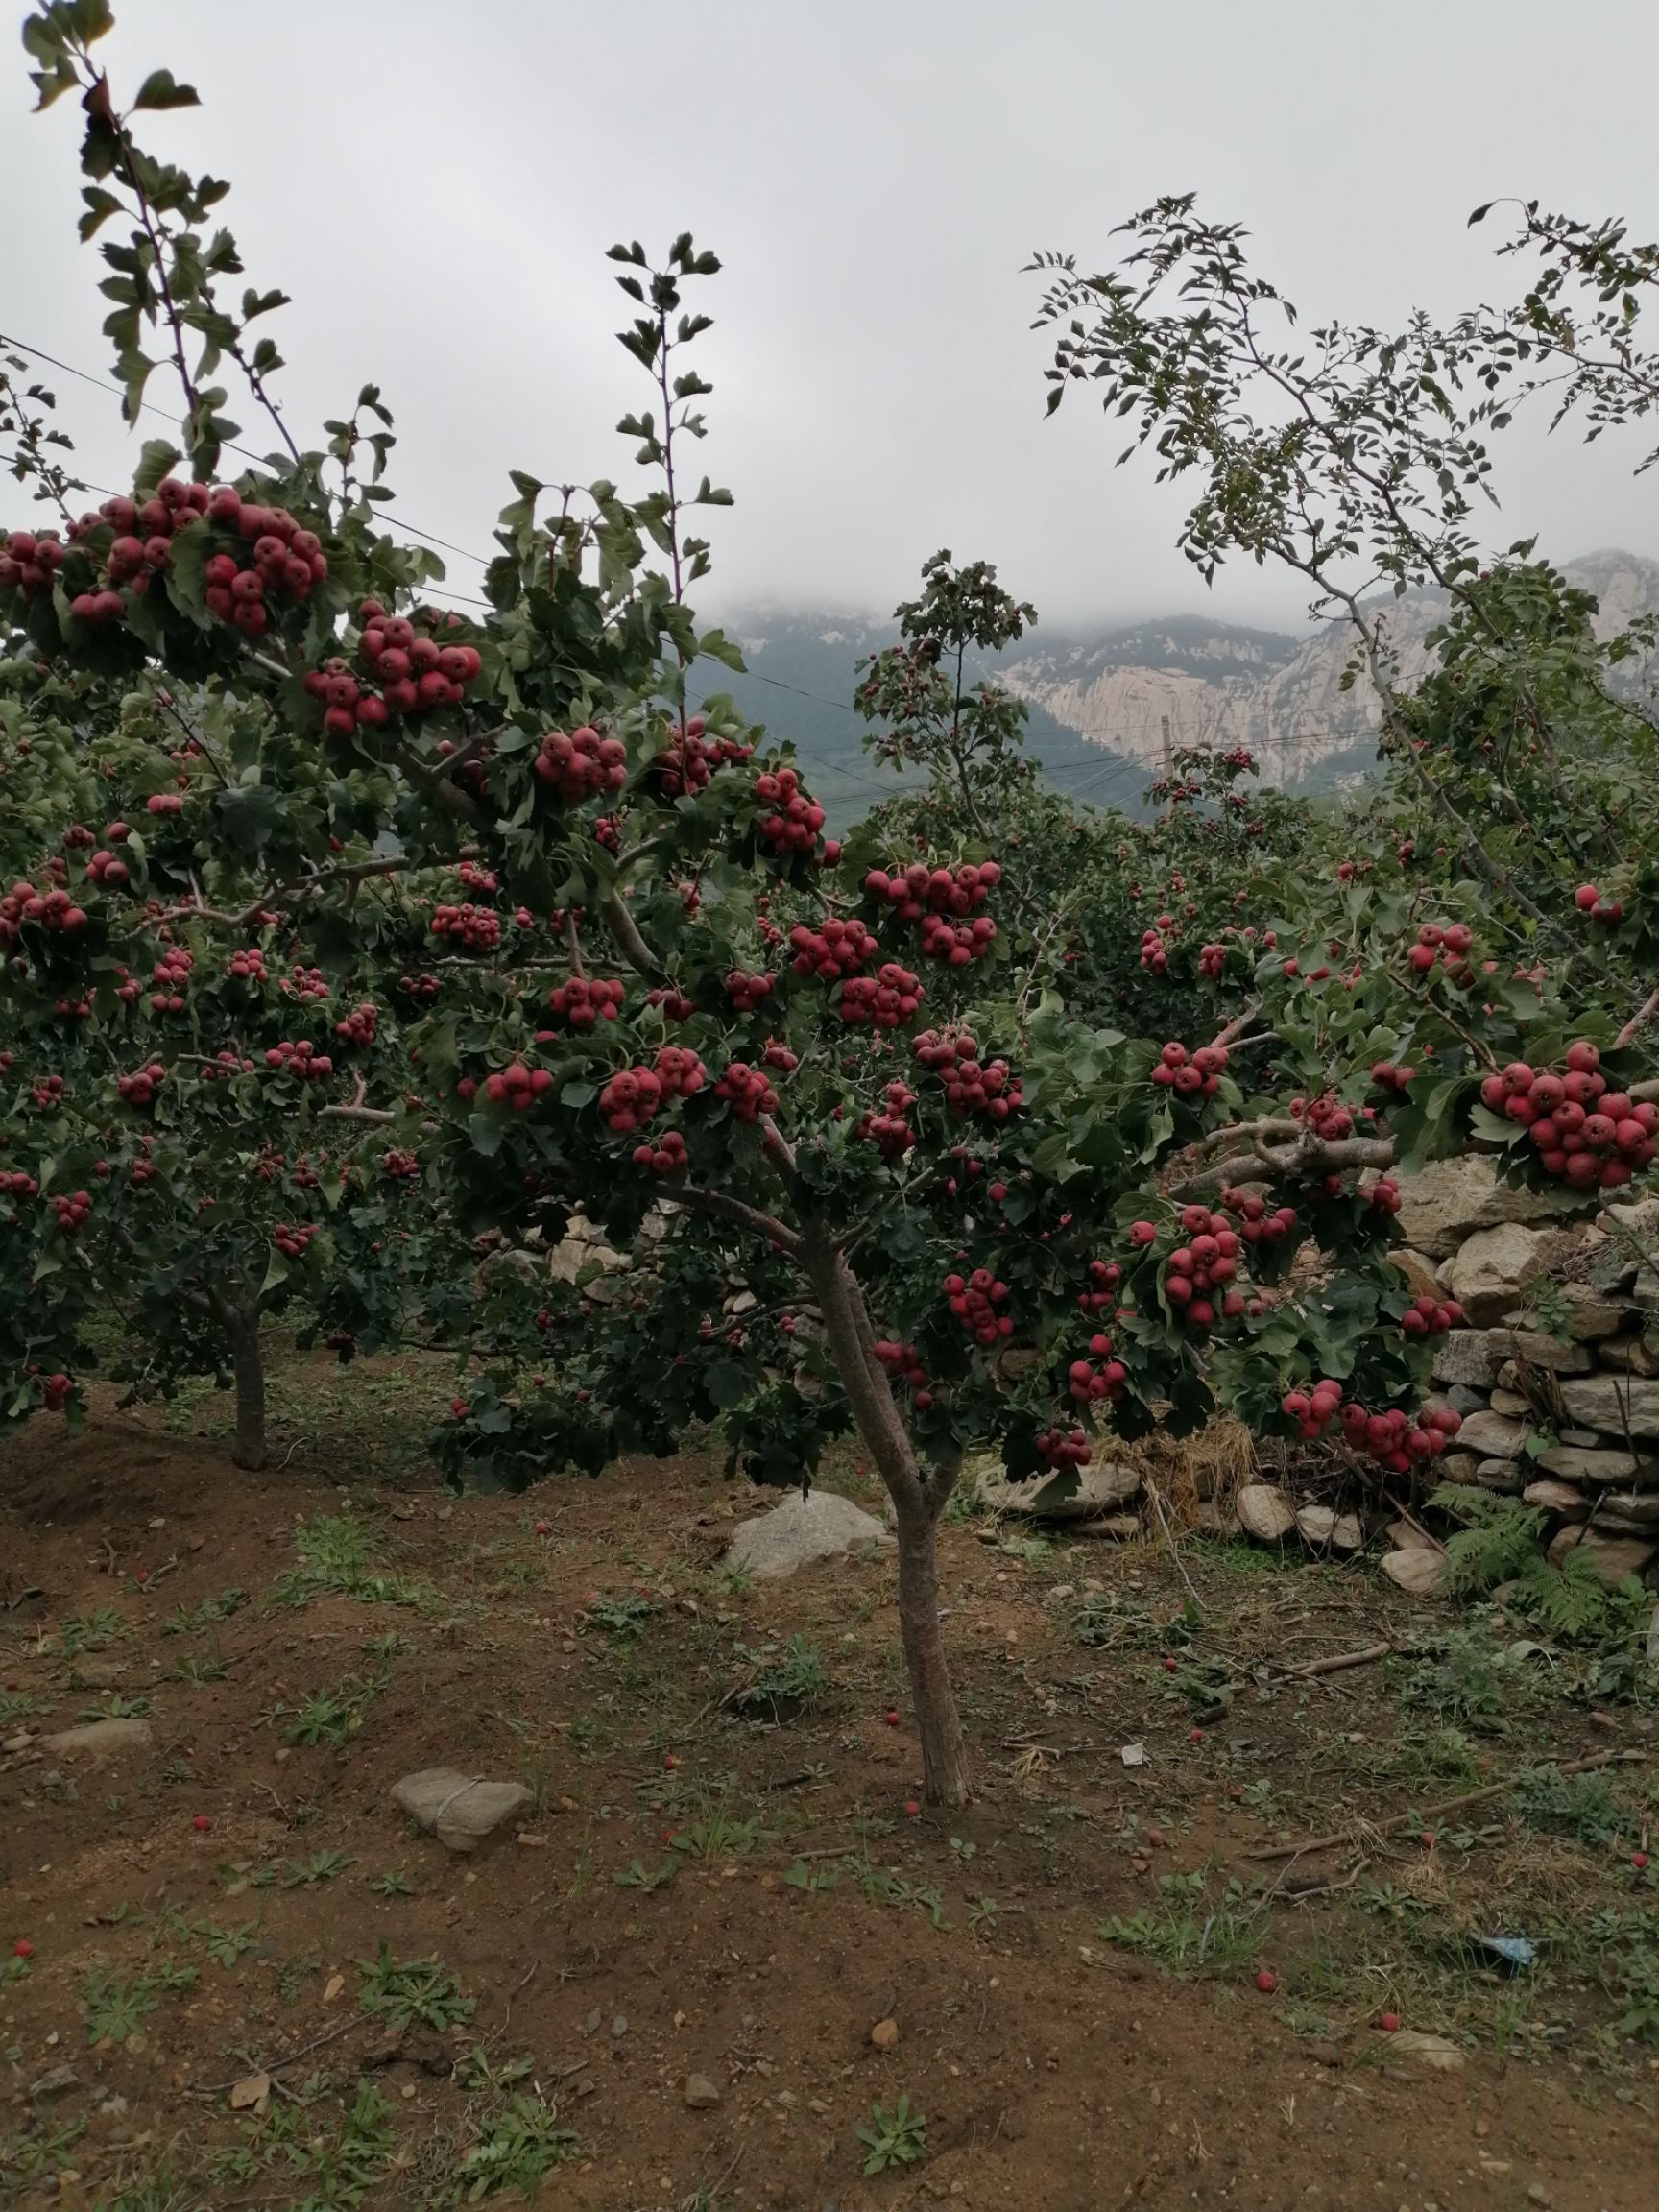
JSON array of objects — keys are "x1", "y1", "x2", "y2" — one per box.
[
  {"x1": 546, "y1": 976, "x2": 626, "y2": 1029},
  {"x1": 397, "y1": 971, "x2": 441, "y2": 1003},
  {"x1": 457, "y1": 859, "x2": 498, "y2": 895},
  {"x1": 1217, "y1": 1188, "x2": 1300, "y2": 1249},
  {"x1": 1479, "y1": 1043, "x2": 1657, "y2": 1188},
  {"x1": 647, "y1": 986, "x2": 696, "y2": 1022},
  {"x1": 1067, "y1": 1334, "x2": 1128, "y2": 1404},
  {"x1": 1141, "y1": 925, "x2": 1171, "y2": 974},
  {"x1": 633, "y1": 1128, "x2": 689, "y2": 1177},
  {"x1": 0, "y1": 880, "x2": 89, "y2": 946},
  {"x1": 84, "y1": 846, "x2": 130, "y2": 891},
  {"x1": 1575, "y1": 882, "x2": 1623, "y2": 926},
  {"x1": 599, "y1": 1066, "x2": 665, "y2": 1133},
  {"x1": 1369, "y1": 1176, "x2": 1403, "y2": 1214},
  {"x1": 50, "y1": 1190, "x2": 92, "y2": 1238},
  {"x1": 1402, "y1": 1293, "x2": 1462, "y2": 1338},
  {"x1": 840, "y1": 963, "x2": 923, "y2": 1028},
  {"x1": 481, "y1": 1063, "x2": 556, "y2": 1109},
  {"x1": 1162, "y1": 1210, "x2": 1249, "y2": 1331},
  {"x1": 858, "y1": 1081, "x2": 918, "y2": 1157},
  {"x1": 874, "y1": 1338, "x2": 933, "y2": 1409},
  {"x1": 1370, "y1": 1061, "x2": 1417, "y2": 1094},
  {"x1": 273, "y1": 1222, "x2": 317, "y2": 1260},
  {"x1": 146, "y1": 791, "x2": 185, "y2": 817},
  {"x1": 755, "y1": 767, "x2": 827, "y2": 855},
  {"x1": 334, "y1": 1003, "x2": 376, "y2": 1046},
  {"x1": 651, "y1": 713, "x2": 752, "y2": 797},
  {"x1": 383, "y1": 1149, "x2": 421, "y2": 1179},
  {"x1": 349, "y1": 605, "x2": 482, "y2": 722},
  {"x1": 196, "y1": 494, "x2": 329, "y2": 637},
  {"x1": 117, "y1": 1060, "x2": 166, "y2": 1107},
  {"x1": 863, "y1": 858, "x2": 1000, "y2": 920},
  {"x1": 1036, "y1": 1427, "x2": 1093, "y2": 1470},
  {"x1": 534, "y1": 725, "x2": 627, "y2": 802},
  {"x1": 655, "y1": 1046, "x2": 709, "y2": 1099},
  {"x1": 1405, "y1": 920, "x2": 1474, "y2": 977},
  {"x1": 39, "y1": 1372, "x2": 72, "y2": 1412},
  {"x1": 227, "y1": 946, "x2": 268, "y2": 984},
  {"x1": 0, "y1": 525, "x2": 65, "y2": 602},
  {"x1": 761, "y1": 1040, "x2": 799, "y2": 1073},
  {"x1": 943, "y1": 1266, "x2": 1013, "y2": 1347},
  {"x1": 1150, "y1": 1040, "x2": 1230, "y2": 1098},
  {"x1": 715, "y1": 1062, "x2": 779, "y2": 1121},
  {"x1": 788, "y1": 917, "x2": 880, "y2": 980},
  {"x1": 431, "y1": 902, "x2": 501, "y2": 952},
  {"x1": 1078, "y1": 1258, "x2": 1123, "y2": 1316},
  {"x1": 265, "y1": 1040, "x2": 333, "y2": 1081},
  {"x1": 1280, "y1": 1378, "x2": 1345, "y2": 1441},
  {"x1": 0, "y1": 1169, "x2": 39, "y2": 1203},
  {"x1": 30, "y1": 1075, "x2": 63, "y2": 1110},
  {"x1": 1199, "y1": 942, "x2": 1228, "y2": 980},
  {"x1": 912, "y1": 1028, "x2": 1022, "y2": 1122},
  {"x1": 200, "y1": 1050, "x2": 253, "y2": 1082},
  {"x1": 725, "y1": 968, "x2": 777, "y2": 1014},
  {"x1": 1290, "y1": 1092, "x2": 1353, "y2": 1141},
  {"x1": 918, "y1": 911, "x2": 997, "y2": 965}
]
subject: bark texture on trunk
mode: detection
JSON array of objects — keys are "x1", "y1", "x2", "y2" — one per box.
[
  {"x1": 800, "y1": 1225, "x2": 971, "y2": 1805},
  {"x1": 225, "y1": 1304, "x2": 267, "y2": 1472}
]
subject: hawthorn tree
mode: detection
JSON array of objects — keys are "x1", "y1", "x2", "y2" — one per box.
[{"x1": 5, "y1": 8, "x2": 1659, "y2": 1810}]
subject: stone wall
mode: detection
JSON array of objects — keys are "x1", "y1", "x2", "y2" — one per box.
[{"x1": 1397, "y1": 1161, "x2": 1659, "y2": 1587}]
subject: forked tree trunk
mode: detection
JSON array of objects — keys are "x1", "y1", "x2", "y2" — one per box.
[
  {"x1": 216, "y1": 1297, "x2": 267, "y2": 1472},
  {"x1": 801, "y1": 1226, "x2": 972, "y2": 1805}
]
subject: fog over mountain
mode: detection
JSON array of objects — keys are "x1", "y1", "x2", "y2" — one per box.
[{"x1": 703, "y1": 550, "x2": 1659, "y2": 823}]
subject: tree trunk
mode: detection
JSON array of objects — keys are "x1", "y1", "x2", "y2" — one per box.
[
  {"x1": 892, "y1": 1490, "x2": 971, "y2": 1805},
  {"x1": 799, "y1": 1226, "x2": 972, "y2": 1805},
  {"x1": 225, "y1": 1306, "x2": 267, "y2": 1472}
]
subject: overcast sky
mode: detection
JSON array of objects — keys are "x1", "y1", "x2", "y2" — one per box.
[{"x1": 5, "y1": 0, "x2": 1658, "y2": 636}]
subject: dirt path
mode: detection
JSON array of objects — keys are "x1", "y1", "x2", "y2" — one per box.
[{"x1": 2, "y1": 1358, "x2": 1655, "y2": 2209}]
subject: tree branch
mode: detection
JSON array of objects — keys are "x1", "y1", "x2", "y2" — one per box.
[{"x1": 673, "y1": 1185, "x2": 804, "y2": 1259}]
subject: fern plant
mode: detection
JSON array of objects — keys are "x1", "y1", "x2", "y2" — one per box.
[{"x1": 1432, "y1": 1485, "x2": 1548, "y2": 1597}]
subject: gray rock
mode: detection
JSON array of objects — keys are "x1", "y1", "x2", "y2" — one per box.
[
  {"x1": 1236, "y1": 1484, "x2": 1298, "y2": 1543},
  {"x1": 1455, "y1": 1409, "x2": 1533, "y2": 1459},
  {"x1": 1558, "y1": 1429, "x2": 1602, "y2": 1448},
  {"x1": 42, "y1": 1718, "x2": 152, "y2": 1760},
  {"x1": 391, "y1": 1767, "x2": 532, "y2": 1852},
  {"x1": 1430, "y1": 1331, "x2": 1512, "y2": 1389},
  {"x1": 1505, "y1": 1331, "x2": 1593, "y2": 1375},
  {"x1": 1395, "y1": 1156, "x2": 1559, "y2": 1259},
  {"x1": 1557, "y1": 1284, "x2": 1641, "y2": 1341},
  {"x1": 1447, "y1": 1385, "x2": 1489, "y2": 1414},
  {"x1": 1475, "y1": 1459, "x2": 1525, "y2": 1494},
  {"x1": 1446, "y1": 1225, "x2": 1553, "y2": 1326},
  {"x1": 1546, "y1": 1527, "x2": 1656, "y2": 1584},
  {"x1": 1522, "y1": 1479, "x2": 1589, "y2": 1518},
  {"x1": 1390, "y1": 1247, "x2": 1448, "y2": 1302},
  {"x1": 976, "y1": 1456, "x2": 1142, "y2": 1522},
  {"x1": 1388, "y1": 2029, "x2": 1465, "y2": 2071},
  {"x1": 1588, "y1": 1490, "x2": 1659, "y2": 1530},
  {"x1": 1557, "y1": 1375, "x2": 1659, "y2": 1442},
  {"x1": 723, "y1": 1488, "x2": 892, "y2": 1581},
  {"x1": 1535, "y1": 1444, "x2": 1643, "y2": 1486},
  {"x1": 1295, "y1": 1503, "x2": 1364, "y2": 1552},
  {"x1": 1381, "y1": 1548, "x2": 1447, "y2": 1599},
  {"x1": 1599, "y1": 1334, "x2": 1659, "y2": 1377},
  {"x1": 684, "y1": 2073, "x2": 723, "y2": 2110},
  {"x1": 1438, "y1": 1451, "x2": 1481, "y2": 1483},
  {"x1": 29, "y1": 2065, "x2": 80, "y2": 2100},
  {"x1": 1489, "y1": 1388, "x2": 1533, "y2": 1419}
]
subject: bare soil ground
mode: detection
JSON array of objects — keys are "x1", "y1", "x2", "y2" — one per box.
[{"x1": 2, "y1": 1343, "x2": 1657, "y2": 2212}]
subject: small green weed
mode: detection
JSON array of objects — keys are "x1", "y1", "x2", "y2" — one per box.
[
  {"x1": 1100, "y1": 1868, "x2": 1260, "y2": 1978},
  {"x1": 274, "y1": 1513, "x2": 425, "y2": 1609},
  {"x1": 81, "y1": 1965, "x2": 162, "y2": 2046},
  {"x1": 283, "y1": 1849, "x2": 352, "y2": 1888},
  {"x1": 1511, "y1": 1766, "x2": 1630, "y2": 1850},
  {"x1": 285, "y1": 1675, "x2": 378, "y2": 1748},
  {"x1": 726, "y1": 1634, "x2": 827, "y2": 1719},
  {"x1": 581, "y1": 1592, "x2": 659, "y2": 1640},
  {"x1": 59, "y1": 1606, "x2": 126, "y2": 1657},
  {"x1": 356, "y1": 1942, "x2": 474, "y2": 2034},
  {"x1": 161, "y1": 1587, "x2": 248, "y2": 1636},
  {"x1": 454, "y1": 2092, "x2": 580, "y2": 2198},
  {"x1": 369, "y1": 1868, "x2": 414, "y2": 1899},
  {"x1": 857, "y1": 2094, "x2": 927, "y2": 2176}
]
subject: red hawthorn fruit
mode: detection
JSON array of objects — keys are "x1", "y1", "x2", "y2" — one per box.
[{"x1": 1255, "y1": 1968, "x2": 1277, "y2": 1993}]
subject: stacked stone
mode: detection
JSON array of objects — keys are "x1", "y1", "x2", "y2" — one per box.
[{"x1": 1398, "y1": 1161, "x2": 1659, "y2": 1587}]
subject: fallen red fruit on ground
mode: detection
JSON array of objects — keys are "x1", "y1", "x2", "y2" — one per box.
[{"x1": 1255, "y1": 1968, "x2": 1277, "y2": 1993}]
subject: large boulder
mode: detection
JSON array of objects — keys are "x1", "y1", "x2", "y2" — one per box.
[
  {"x1": 1444, "y1": 1225, "x2": 1552, "y2": 1326},
  {"x1": 392, "y1": 1768, "x2": 532, "y2": 1852},
  {"x1": 1236, "y1": 1484, "x2": 1298, "y2": 1542},
  {"x1": 1535, "y1": 1443, "x2": 1644, "y2": 1486},
  {"x1": 42, "y1": 1718, "x2": 152, "y2": 1760},
  {"x1": 1546, "y1": 1526, "x2": 1657, "y2": 1584},
  {"x1": 723, "y1": 1488, "x2": 892, "y2": 1580},
  {"x1": 1455, "y1": 1408, "x2": 1534, "y2": 1460},
  {"x1": 975, "y1": 1457, "x2": 1142, "y2": 1521},
  {"x1": 1556, "y1": 1375, "x2": 1659, "y2": 1444},
  {"x1": 1394, "y1": 1157, "x2": 1559, "y2": 1259}
]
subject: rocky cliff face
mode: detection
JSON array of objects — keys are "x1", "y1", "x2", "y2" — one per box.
[{"x1": 998, "y1": 550, "x2": 1659, "y2": 789}]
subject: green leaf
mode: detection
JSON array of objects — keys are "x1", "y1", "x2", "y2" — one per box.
[
  {"x1": 132, "y1": 68, "x2": 200, "y2": 111},
  {"x1": 260, "y1": 1249, "x2": 291, "y2": 1297}
]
